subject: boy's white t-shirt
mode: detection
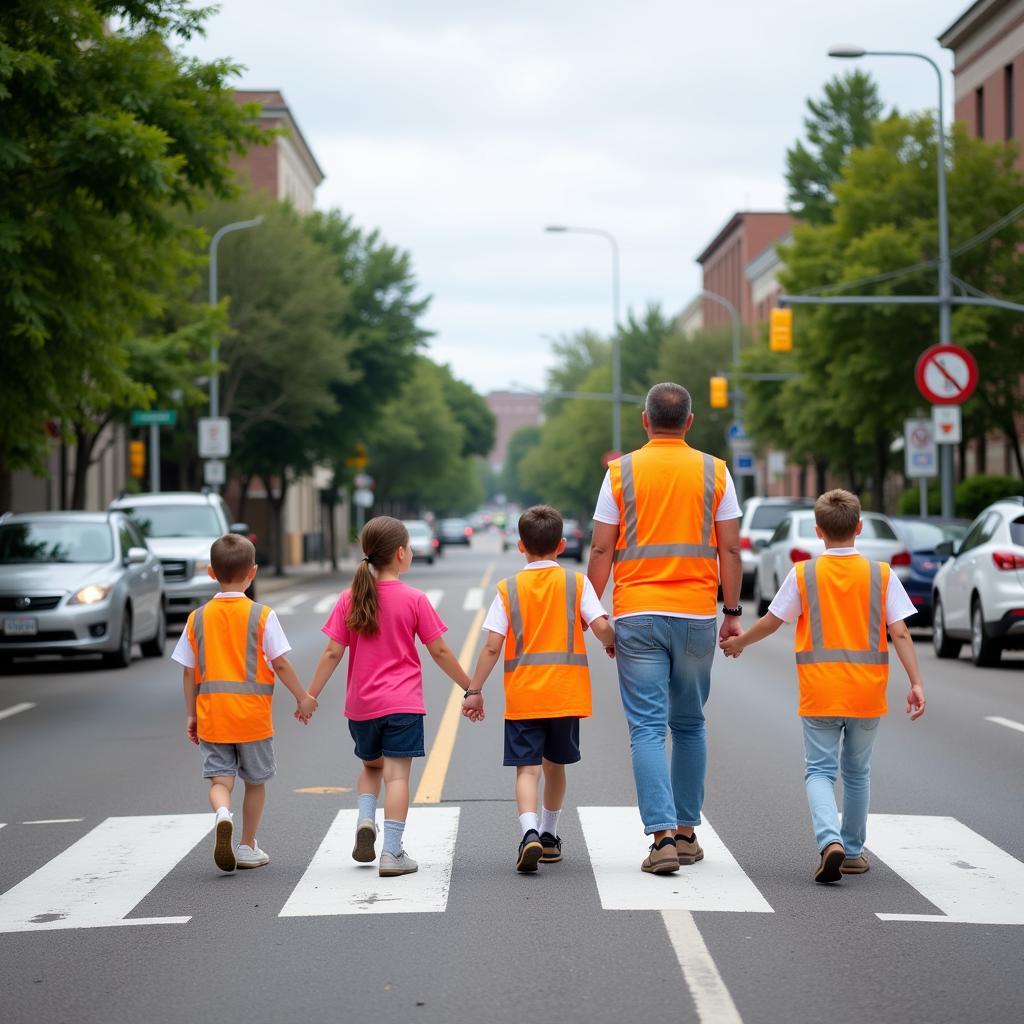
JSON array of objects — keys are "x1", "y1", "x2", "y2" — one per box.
[
  {"x1": 171, "y1": 592, "x2": 291, "y2": 670},
  {"x1": 482, "y1": 561, "x2": 608, "y2": 636},
  {"x1": 767, "y1": 549, "x2": 917, "y2": 624}
]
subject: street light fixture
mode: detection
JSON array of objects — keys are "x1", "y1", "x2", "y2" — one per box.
[
  {"x1": 827, "y1": 45, "x2": 867, "y2": 58},
  {"x1": 543, "y1": 224, "x2": 623, "y2": 453}
]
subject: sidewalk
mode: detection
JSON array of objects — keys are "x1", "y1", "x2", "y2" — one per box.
[{"x1": 256, "y1": 557, "x2": 360, "y2": 596}]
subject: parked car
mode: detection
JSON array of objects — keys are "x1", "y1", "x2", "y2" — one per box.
[
  {"x1": 738, "y1": 497, "x2": 816, "y2": 596},
  {"x1": 109, "y1": 492, "x2": 250, "y2": 620},
  {"x1": 752, "y1": 510, "x2": 909, "y2": 615},
  {"x1": 560, "y1": 519, "x2": 586, "y2": 563},
  {"x1": 501, "y1": 518, "x2": 520, "y2": 552},
  {"x1": 0, "y1": 511, "x2": 165, "y2": 668},
  {"x1": 438, "y1": 517, "x2": 473, "y2": 546},
  {"x1": 403, "y1": 520, "x2": 439, "y2": 564},
  {"x1": 890, "y1": 517, "x2": 971, "y2": 626},
  {"x1": 931, "y1": 496, "x2": 1024, "y2": 666}
]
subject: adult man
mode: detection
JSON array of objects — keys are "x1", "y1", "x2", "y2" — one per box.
[{"x1": 587, "y1": 382, "x2": 743, "y2": 874}]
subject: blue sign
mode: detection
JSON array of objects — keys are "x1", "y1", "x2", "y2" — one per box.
[
  {"x1": 727, "y1": 421, "x2": 747, "y2": 441},
  {"x1": 735, "y1": 452, "x2": 756, "y2": 477}
]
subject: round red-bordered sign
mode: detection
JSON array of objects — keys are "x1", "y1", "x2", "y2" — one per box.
[{"x1": 914, "y1": 344, "x2": 979, "y2": 405}]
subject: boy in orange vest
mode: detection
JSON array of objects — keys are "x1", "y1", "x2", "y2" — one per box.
[
  {"x1": 464, "y1": 505, "x2": 615, "y2": 872},
  {"x1": 171, "y1": 534, "x2": 318, "y2": 873},
  {"x1": 720, "y1": 489, "x2": 926, "y2": 884}
]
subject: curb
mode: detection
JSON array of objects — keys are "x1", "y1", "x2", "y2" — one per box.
[{"x1": 256, "y1": 563, "x2": 358, "y2": 596}]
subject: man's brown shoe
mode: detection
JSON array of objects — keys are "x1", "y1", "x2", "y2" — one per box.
[
  {"x1": 814, "y1": 842, "x2": 845, "y2": 884},
  {"x1": 675, "y1": 832, "x2": 704, "y2": 866},
  {"x1": 641, "y1": 837, "x2": 680, "y2": 874},
  {"x1": 841, "y1": 854, "x2": 870, "y2": 874}
]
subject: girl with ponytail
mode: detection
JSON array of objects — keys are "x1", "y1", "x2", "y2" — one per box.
[{"x1": 304, "y1": 516, "x2": 475, "y2": 877}]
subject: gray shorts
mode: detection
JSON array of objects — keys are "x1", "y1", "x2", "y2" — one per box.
[{"x1": 200, "y1": 738, "x2": 276, "y2": 784}]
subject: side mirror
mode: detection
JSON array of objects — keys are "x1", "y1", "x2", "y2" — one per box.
[
  {"x1": 230, "y1": 522, "x2": 249, "y2": 536},
  {"x1": 126, "y1": 546, "x2": 149, "y2": 565},
  {"x1": 935, "y1": 540, "x2": 957, "y2": 559}
]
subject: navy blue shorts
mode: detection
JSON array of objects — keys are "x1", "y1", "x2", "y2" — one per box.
[
  {"x1": 348, "y1": 713, "x2": 425, "y2": 761},
  {"x1": 503, "y1": 717, "x2": 581, "y2": 767}
]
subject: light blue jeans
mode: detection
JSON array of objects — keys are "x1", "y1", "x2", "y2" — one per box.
[
  {"x1": 615, "y1": 615, "x2": 716, "y2": 834},
  {"x1": 801, "y1": 716, "x2": 881, "y2": 856}
]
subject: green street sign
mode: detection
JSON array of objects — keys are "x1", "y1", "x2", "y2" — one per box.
[{"x1": 130, "y1": 409, "x2": 177, "y2": 427}]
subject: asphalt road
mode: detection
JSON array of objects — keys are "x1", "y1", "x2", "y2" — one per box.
[{"x1": 1, "y1": 532, "x2": 1022, "y2": 1024}]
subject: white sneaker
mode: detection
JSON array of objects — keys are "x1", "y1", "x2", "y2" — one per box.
[
  {"x1": 379, "y1": 850, "x2": 418, "y2": 877},
  {"x1": 213, "y1": 810, "x2": 235, "y2": 873},
  {"x1": 352, "y1": 818, "x2": 378, "y2": 863},
  {"x1": 235, "y1": 843, "x2": 270, "y2": 868}
]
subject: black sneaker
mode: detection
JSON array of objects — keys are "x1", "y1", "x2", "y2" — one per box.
[
  {"x1": 516, "y1": 829, "x2": 543, "y2": 873},
  {"x1": 540, "y1": 832, "x2": 562, "y2": 863}
]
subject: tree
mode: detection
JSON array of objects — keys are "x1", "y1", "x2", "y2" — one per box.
[
  {"x1": 785, "y1": 70, "x2": 884, "y2": 225},
  {"x1": 437, "y1": 369, "x2": 496, "y2": 458},
  {"x1": 0, "y1": 1, "x2": 264, "y2": 506},
  {"x1": 501, "y1": 425, "x2": 542, "y2": 506}
]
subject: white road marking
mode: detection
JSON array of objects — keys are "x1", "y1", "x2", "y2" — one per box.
[
  {"x1": 23, "y1": 819, "x2": 84, "y2": 825},
  {"x1": 279, "y1": 807, "x2": 460, "y2": 917},
  {"x1": 425, "y1": 589, "x2": 443, "y2": 610},
  {"x1": 868, "y1": 814, "x2": 1024, "y2": 924},
  {"x1": 985, "y1": 715, "x2": 1024, "y2": 736},
  {"x1": 274, "y1": 593, "x2": 312, "y2": 616},
  {"x1": 0, "y1": 814, "x2": 212, "y2": 933},
  {"x1": 462, "y1": 587, "x2": 484, "y2": 611},
  {"x1": 0, "y1": 702, "x2": 36, "y2": 722},
  {"x1": 662, "y1": 911, "x2": 744, "y2": 1024},
  {"x1": 313, "y1": 595, "x2": 338, "y2": 615},
  {"x1": 577, "y1": 807, "x2": 773, "y2": 913}
]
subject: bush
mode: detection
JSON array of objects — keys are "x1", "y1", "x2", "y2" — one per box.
[
  {"x1": 898, "y1": 483, "x2": 940, "y2": 516},
  {"x1": 955, "y1": 475, "x2": 1023, "y2": 519}
]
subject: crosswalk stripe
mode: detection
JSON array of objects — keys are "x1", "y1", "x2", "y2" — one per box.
[
  {"x1": 425, "y1": 589, "x2": 443, "y2": 610},
  {"x1": 23, "y1": 819, "x2": 83, "y2": 825},
  {"x1": 463, "y1": 587, "x2": 484, "y2": 611},
  {"x1": 274, "y1": 593, "x2": 312, "y2": 615},
  {"x1": 0, "y1": 814, "x2": 212, "y2": 933},
  {"x1": 313, "y1": 595, "x2": 338, "y2": 615},
  {"x1": 868, "y1": 814, "x2": 1024, "y2": 924},
  {"x1": 279, "y1": 808, "x2": 460, "y2": 916},
  {"x1": 662, "y1": 911, "x2": 744, "y2": 1024},
  {"x1": 578, "y1": 807, "x2": 773, "y2": 913},
  {"x1": 0, "y1": 702, "x2": 36, "y2": 722},
  {"x1": 985, "y1": 715, "x2": 1024, "y2": 736}
]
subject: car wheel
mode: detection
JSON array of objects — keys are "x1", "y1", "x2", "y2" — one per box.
[
  {"x1": 140, "y1": 603, "x2": 166, "y2": 658},
  {"x1": 104, "y1": 608, "x2": 133, "y2": 669},
  {"x1": 427, "y1": 556, "x2": 435, "y2": 565},
  {"x1": 970, "y1": 598, "x2": 1001, "y2": 667},
  {"x1": 753, "y1": 571, "x2": 770, "y2": 617},
  {"x1": 932, "y1": 597, "x2": 961, "y2": 659}
]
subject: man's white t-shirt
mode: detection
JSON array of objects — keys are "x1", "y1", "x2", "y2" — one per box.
[
  {"x1": 592, "y1": 465, "x2": 742, "y2": 621},
  {"x1": 482, "y1": 561, "x2": 608, "y2": 636},
  {"x1": 767, "y1": 549, "x2": 917, "y2": 624},
  {"x1": 171, "y1": 592, "x2": 292, "y2": 670}
]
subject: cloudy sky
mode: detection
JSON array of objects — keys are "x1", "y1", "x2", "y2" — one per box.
[{"x1": 184, "y1": 1, "x2": 968, "y2": 394}]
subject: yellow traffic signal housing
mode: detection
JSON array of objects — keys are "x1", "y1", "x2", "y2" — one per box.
[
  {"x1": 345, "y1": 442, "x2": 368, "y2": 470},
  {"x1": 770, "y1": 307, "x2": 793, "y2": 352},
  {"x1": 129, "y1": 440, "x2": 145, "y2": 479},
  {"x1": 709, "y1": 376, "x2": 729, "y2": 409}
]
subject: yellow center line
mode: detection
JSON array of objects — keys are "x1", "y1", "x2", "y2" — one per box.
[{"x1": 414, "y1": 561, "x2": 496, "y2": 804}]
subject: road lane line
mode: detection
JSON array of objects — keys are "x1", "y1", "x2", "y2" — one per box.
[
  {"x1": 274, "y1": 592, "x2": 312, "y2": 615},
  {"x1": 985, "y1": 715, "x2": 1024, "y2": 735},
  {"x1": 313, "y1": 595, "x2": 338, "y2": 615},
  {"x1": 577, "y1": 807, "x2": 773, "y2": 913},
  {"x1": 425, "y1": 589, "x2": 443, "y2": 610},
  {"x1": 867, "y1": 814, "x2": 1024, "y2": 924},
  {"x1": 0, "y1": 702, "x2": 36, "y2": 722},
  {"x1": 279, "y1": 807, "x2": 460, "y2": 916},
  {"x1": 462, "y1": 587, "x2": 484, "y2": 611},
  {"x1": 414, "y1": 563, "x2": 495, "y2": 804},
  {"x1": 662, "y1": 911, "x2": 744, "y2": 1024},
  {"x1": 0, "y1": 814, "x2": 211, "y2": 932},
  {"x1": 23, "y1": 819, "x2": 84, "y2": 825}
]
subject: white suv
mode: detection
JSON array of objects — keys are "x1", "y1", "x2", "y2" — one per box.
[{"x1": 931, "y1": 496, "x2": 1024, "y2": 666}]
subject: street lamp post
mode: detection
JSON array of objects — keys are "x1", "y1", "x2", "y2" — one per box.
[
  {"x1": 829, "y1": 45, "x2": 954, "y2": 516},
  {"x1": 545, "y1": 225, "x2": 622, "y2": 454},
  {"x1": 701, "y1": 289, "x2": 747, "y2": 499}
]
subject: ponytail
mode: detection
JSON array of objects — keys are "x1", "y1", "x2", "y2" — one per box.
[{"x1": 345, "y1": 516, "x2": 410, "y2": 637}]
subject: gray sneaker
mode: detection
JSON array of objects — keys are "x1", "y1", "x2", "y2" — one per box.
[
  {"x1": 379, "y1": 850, "x2": 419, "y2": 877},
  {"x1": 352, "y1": 819, "x2": 378, "y2": 863}
]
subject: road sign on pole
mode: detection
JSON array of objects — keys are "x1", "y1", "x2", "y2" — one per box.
[
  {"x1": 904, "y1": 418, "x2": 937, "y2": 479},
  {"x1": 915, "y1": 345, "x2": 979, "y2": 405},
  {"x1": 203, "y1": 460, "x2": 226, "y2": 486},
  {"x1": 198, "y1": 418, "x2": 230, "y2": 458},
  {"x1": 130, "y1": 409, "x2": 177, "y2": 427},
  {"x1": 932, "y1": 405, "x2": 962, "y2": 445}
]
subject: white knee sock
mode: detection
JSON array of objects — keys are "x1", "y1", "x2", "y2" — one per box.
[
  {"x1": 540, "y1": 807, "x2": 561, "y2": 836},
  {"x1": 518, "y1": 812, "x2": 539, "y2": 836}
]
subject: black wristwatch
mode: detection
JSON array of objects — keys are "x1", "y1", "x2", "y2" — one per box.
[
  {"x1": 722, "y1": 605, "x2": 743, "y2": 617},
  {"x1": 463, "y1": 688, "x2": 482, "y2": 698}
]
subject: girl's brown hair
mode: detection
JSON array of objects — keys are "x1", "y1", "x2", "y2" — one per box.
[{"x1": 346, "y1": 516, "x2": 410, "y2": 637}]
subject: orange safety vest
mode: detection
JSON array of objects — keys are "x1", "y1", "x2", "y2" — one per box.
[
  {"x1": 608, "y1": 439, "x2": 726, "y2": 617},
  {"x1": 794, "y1": 556, "x2": 890, "y2": 718},
  {"x1": 187, "y1": 597, "x2": 275, "y2": 743},
  {"x1": 497, "y1": 567, "x2": 592, "y2": 720}
]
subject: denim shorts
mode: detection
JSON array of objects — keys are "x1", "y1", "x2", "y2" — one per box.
[
  {"x1": 348, "y1": 713, "x2": 426, "y2": 761},
  {"x1": 200, "y1": 738, "x2": 276, "y2": 783},
  {"x1": 503, "y1": 717, "x2": 581, "y2": 766}
]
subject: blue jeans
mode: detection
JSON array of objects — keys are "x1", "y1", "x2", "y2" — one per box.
[
  {"x1": 801, "y1": 716, "x2": 880, "y2": 856},
  {"x1": 615, "y1": 615, "x2": 716, "y2": 834}
]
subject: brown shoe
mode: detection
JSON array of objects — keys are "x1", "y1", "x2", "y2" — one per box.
[
  {"x1": 841, "y1": 854, "x2": 870, "y2": 874},
  {"x1": 814, "y1": 842, "x2": 845, "y2": 884},
  {"x1": 675, "y1": 832, "x2": 704, "y2": 866},
  {"x1": 641, "y1": 837, "x2": 680, "y2": 874}
]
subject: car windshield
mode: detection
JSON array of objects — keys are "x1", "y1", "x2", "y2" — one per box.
[
  {"x1": 861, "y1": 518, "x2": 897, "y2": 540},
  {"x1": 899, "y1": 521, "x2": 967, "y2": 551},
  {"x1": 120, "y1": 505, "x2": 221, "y2": 539},
  {"x1": 442, "y1": 519, "x2": 467, "y2": 530},
  {"x1": 797, "y1": 519, "x2": 819, "y2": 538},
  {"x1": 405, "y1": 523, "x2": 431, "y2": 539},
  {"x1": 750, "y1": 504, "x2": 809, "y2": 530},
  {"x1": 0, "y1": 521, "x2": 114, "y2": 564}
]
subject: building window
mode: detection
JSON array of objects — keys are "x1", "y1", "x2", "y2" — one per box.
[
  {"x1": 1006, "y1": 64, "x2": 1015, "y2": 140},
  {"x1": 976, "y1": 86, "x2": 985, "y2": 137}
]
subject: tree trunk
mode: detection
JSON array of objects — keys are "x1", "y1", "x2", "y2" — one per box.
[
  {"x1": 976, "y1": 431, "x2": 988, "y2": 475},
  {"x1": 872, "y1": 432, "x2": 888, "y2": 513},
  {"x1": 266, "y1": 472, "x2": 289, "y2": 576},
  {"x1": 237, "y1": 475, "x2": 251, "y2": 524},
  {"x1": 0, "y1": 445, "x2": 12, "y2": 512},
  {"x1": 815, "y1": 458, "x2": 828, "y2": 496},
  {"x1": 798, "y1": 462, "x2": 808, "y2": 498},
  {"x1": 1006, "y1": 420, "x2": 1024, "y2": 479},
  {"x1": 70, "y1": 423, "x2": 100, "y2": 510}
]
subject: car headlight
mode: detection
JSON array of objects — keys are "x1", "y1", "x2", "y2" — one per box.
[
  {"x1": 193, "y1": 560, "x2": 211, "y2": 577},
  {"x1": 70, "y1": 583, "x2": 113, "y2": 606}
]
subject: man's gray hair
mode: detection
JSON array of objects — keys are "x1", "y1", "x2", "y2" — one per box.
[{"x1": 645, "y1": 382, "x2": 692, "y2": 430}]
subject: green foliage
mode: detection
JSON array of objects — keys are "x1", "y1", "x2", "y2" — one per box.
[
  {"x1": 954, "y1": 475, "x2": 1023, "y2": 519},
  {"x1": 897, "y1": 483, "x2": 941, "y2": 516},
  {"x1": 501, "y1": 425, "x2": 542, "y2": 506},
  {"x1": 437, "y1": 370, "x2": 496, "y2": 458}
]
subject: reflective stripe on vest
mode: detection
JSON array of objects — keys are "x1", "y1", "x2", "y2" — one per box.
[
  {"x1": 795, "y1": 560, "x2": 889, "y2": 666},
  {"x1": 197, "y1": 679, "x2": 276, "y2": 695},
  {"x1": 503, "y1": 571, "x2": 587, "y2": 672},
  {"x1": 194, "y1": 601, "x2": 268, "y2": 680},
  {"x1": 612, "y1": 451, "x2": 718, "y2": 563}
]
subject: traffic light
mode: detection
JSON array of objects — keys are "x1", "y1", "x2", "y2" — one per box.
[
  {"x1": 129, "y1": 440, "x2": 145, "y2": 479},
  {"x1": 770, "y1": 307, "x2": 793, "y2": 352},
  {"x1": 710, "y1": 376, "x2": 729, "y2": 409}
]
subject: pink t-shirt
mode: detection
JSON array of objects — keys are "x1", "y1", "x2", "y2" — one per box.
[{"x1": 321, "y1": 580, "x2": 448, "y2": 721}]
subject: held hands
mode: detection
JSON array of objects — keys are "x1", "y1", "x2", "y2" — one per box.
[
  {"x1": 604, "y1": 642, "x2": 615, "y2": 659},
  {"x1": 462, "y1": 692, "x2": 484, "y2": 722},
  {"x1": 719, "y1": 634, "x2": 745, "y2": 658},
  {"x1": 719, "y1": 616, "x2": 743, "y2": 644},
  {"x1": 185, "y1": 715, "x2": 199, "y2": 745},
  {"x1": 906, "y1": 683, "x2": 926, "y2": 721},
  {"x1": 294, "y1": 693, "x2": 318, "y2": 725}
]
